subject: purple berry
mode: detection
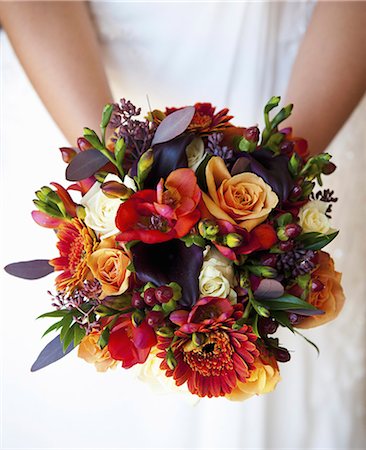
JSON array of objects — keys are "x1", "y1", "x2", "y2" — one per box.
[
  {"x1": 279, "y1": 240, "x2": 294, "y2": 252},
  {"x1": 285, "y1": 223, "x2": 302, "y2": 239},
  {"x1": 132, "y1": 292, "x2": 144, "y2": 309},
  {"x1": 274, "y1": 347, "x2": 291, "y2": 363},
  {"x1": 290, "y1": 185, "x2": 302, "y2": 200},
  {"x1": 146, "y1": 311, "x2": 164, "y2": 327},
  {"x1": 311, "y1": 279, "x2": 325, "y2": 292}
]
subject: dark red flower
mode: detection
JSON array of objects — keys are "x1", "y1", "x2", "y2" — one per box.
[
  {"x1": 158, "y1": 297, "x2": 259, "y2": 398},
  {"x1": 116, "y1": 168, "x2": 201, "y2": 244},
  {"x1": 108, "y1": 317, "x2": 157, "y2": 369},
  {"x1": 165, "y1": 102, "x2": 233, "y2": 135},
  {"x1": 279, "y1": 127, "x2": 310, "y2": 160}
]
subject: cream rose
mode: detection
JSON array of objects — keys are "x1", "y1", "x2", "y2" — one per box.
[
  {"x1": 80, "y1": 174, "x2": 136, "y2": 239},
  {"x1": 185, "y1": 137, "x2": 207, "y2": 171},
  {"x1": 78, "y1": 332, "x2": 118, "y2": 372},
  {"x1": 298, "y1": 200, "x2": 335, "y2": 235},
  {"x1": 199, "y1": 247, "x2": 237, "y2": 303},
  {"x1": 202, "y1": 157, "x2": 278, "y2": 231}
]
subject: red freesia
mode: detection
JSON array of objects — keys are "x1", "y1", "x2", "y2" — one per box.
[
  {"x1": 158, "y1": 297, "x2": 259, "y2": 398},
  {"x1": 213, "y1": 220, "x2": 277, "y2": 261},
  {"x1": 108, "y1": 317, "x2": 157, "y2": 369},
  {"x1": 280, "y1": 127, "x2": 309, "y2": 160},
  {"x1": 116, "y1": 168, "x2": 201, "y2": 244}
]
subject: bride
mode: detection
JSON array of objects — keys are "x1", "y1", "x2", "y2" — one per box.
[{"x1": 1, "y1": 2, "x2": 365, "y2": 449}]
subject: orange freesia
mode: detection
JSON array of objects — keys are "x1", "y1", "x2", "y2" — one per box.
[
  {"x1": 202, "y1": 157, "x2": 278, "y2": 231},
  {"x1": 296, "y1": 251, "x2": 345, "y2": 328}
]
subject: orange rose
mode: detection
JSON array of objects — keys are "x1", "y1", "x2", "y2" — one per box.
[
  {"x1": 227, "y1": 351, "x2": 280, "y2": 401},
  {"x1": 296, "y1": 251, "x2": 345, "y2": 329},
  {"x1": 78, "y1": 332, "x2": 118, "y2": 372},
  {"x1": 87, "y1": 237, "x2": 131, "y2": 299},
  {"x1": 202, "y1": 157, "x2": 278, "y2": 231}
]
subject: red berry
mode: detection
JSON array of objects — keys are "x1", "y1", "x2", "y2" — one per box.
[
  {"x1": 290, "y1": 185, "x2": 302, "y2": 200},
  {"x1": 132, "y1": 292, "x2": 144, "y2": 309},
  {"x1": 279, "y1": 240, "x2": 294, "y2": 252},
  {"x1": 146, "y1": 311, "x2": 164, "y2": 327},
  {"x1": 155, "y1": 286, "x2": 174, "y2": 303},
  {"x1": 144, "y1": 287, "x2": 158, "y2": 306},
  {"x1": 285, "y1": 223, "x2": 302, "y2": 239},
  {"x1": 274, "y1": 347, "x2": 291, "y2": 363}
]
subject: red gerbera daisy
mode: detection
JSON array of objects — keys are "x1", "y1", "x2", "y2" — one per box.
[
  {"x1": 50, "y1": 218, "x2": 98, "y2": 291},
  {"x1": 157, "y1": 297, "x2": 259, "y2": 398}
]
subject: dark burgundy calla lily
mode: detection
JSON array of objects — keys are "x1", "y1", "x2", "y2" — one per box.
[
  {"x1": 132, "y1": 240, "x2": 203, "y2": 308},
  {"x1": 231, "y1": 148, "x2": 294, "y2": 203}
]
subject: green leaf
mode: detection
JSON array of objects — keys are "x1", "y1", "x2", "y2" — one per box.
[
  {"x1": 83, "y1": 127, "x2": 104, "y2": 151},
  {"x1": 264, "y1": 96, "x2": 281, "y2": 114},
  {"x1": 73, "y1": 325, "x2": 86, "y2": 347},
  {"x1": 125, "y1": 240, "x2": 139, "y2": 250},
  {"x1": 42, "y1": 320, "x2": 64, "y2": 338},
  {"x1": 257, "y1": 294, "x2": 319, "y2": 311},
  {"x1": 37, "y1": 310, "x2": 69, "y2": 320},
  {"x1": 271, "y1": 104, "x2": 293, "y2": 130},
  {"x1": 98, "y1": 328, "x2": 110, "y2": 350},
  {"x1": 296, "y1": 231, "x2": 339, "y2": 250},
  {"x1": 295, "y1": 330, "x2": 320, "y2": 356},
  {"x1": 270, "y1": 310, "x2": 294, "y2": 332},
  {"x1": 62, "y1": 323, "x2": 76, "y2": 352},
  {"x1": 192, "y1": 235, "x2": 206, "y2": 248},
  {"x1": 195, "y1": 154, "x2": 212, "y2": 192},
  {"x1": 127, "y1": 261, "x2": 135, "y2": 272},
  {"x1": 60, "y1": 315, "x2": 73, "y2": 341},
  {"x1": 161, "y1": 299, "x2": 177, "y2": 315},
  {"x1": 277, "y1": 213, "x2": 293, "y2": 227},
  {"x1": 100, "y1": 103, "x2": 114, "y2": 129}
]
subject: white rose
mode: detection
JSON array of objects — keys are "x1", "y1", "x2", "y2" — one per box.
[
  {"x1": 185, "y1": 137, "x2": 207, "y2": 171},
  {"x1": 199, "y1": 247, "x2": 237, "y2": 303},
  {"x1": 80, "y1": 174, "x2": 135, "y2": 240},
  {"x1": 298, "y1": 200, "x2": 335, "y2": 235}
]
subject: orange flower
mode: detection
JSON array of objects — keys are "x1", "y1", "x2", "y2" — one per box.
[
  {"x1": 50, "y1": 218, "x2": 98, "y2": 291},
  {"x1": 227, "y1": 349, "x2": 280, "y2": 401},
  {"x1": 78, "y1": 332, "x2": 118, "y2": 372},
  {"x1": 87, "y1": 238, "x2": 131, "y2": 299},
  {"x1": 296, "y1": 251, "x2": 345, "y2": 328},
  {"x1": 202, "y1": 157, "x2": 278, "y2": 231}
]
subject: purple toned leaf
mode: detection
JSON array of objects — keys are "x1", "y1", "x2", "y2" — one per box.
[
  {"x1": 151, "y1": 106, "x2": 195, "y2": 146},
  {"x1": 4, "y1": 259, "x2": 54, "y2": 280},
  {"x1": 66, "y1": 149, "x2": 109, "y2": 181},
  {"x1": 231, "y1": 149, "x2": 294, "y2": 202},
  {"x1": 132, "y1": 240, "x2": 203, "y2": 308},
  {"x1": 254, "y1": 279, "x2": 284, "y2": 300},
  {"x1": 143, "y1": 133, "x2": 194, "y2": 189},
  {"x1": 288, "y1": 309, "x2": 325, "y2": 316},
  {"x1": 31, "y1": 335, "x2": 74, "y2": 372}
]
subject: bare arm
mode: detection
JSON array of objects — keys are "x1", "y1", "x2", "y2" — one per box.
[
  {"x1": 284, "y1": 1, "x2": 366, "y2": 156},
  {"x1": 0, "y1": 1, "x2": 113, "y2": 145}
]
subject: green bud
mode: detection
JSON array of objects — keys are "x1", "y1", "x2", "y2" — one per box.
[
  {"x1": 277, "y1": 227, "x2": 288, "y2": 241},
  {"x1": 256, "y1": 305, "x2": 270, "y2": 318},
  {"x1": 166, "y1": 348, "x2": 177, "y2": 370},
  {"x1": 239, "y1": 271, "x2": 250, "y2": 288},
  {"x1": 223, "y1": 233, "x2": 243, "y2": 248},
  {"x1": 156, "y1": 327, "x2": 174, "y2": 338},
  {"x1": 76, "y1": 205, "x2": 86, "y2": 220},
  {"x1": 101, "y1": 180, "x2": 134, "y2": 200},
  {"x1": 192, "y1": 332, "x2": 207, "y2": 347},
  {"x1": 33, "y1": 199, "x2": 63, "y2": 218},
  {"x1": 168, "y1": 282, "x2": 182, "y2": 301},
  {"x1": 131, "y1": 310, "x2": 145, "y2": 327},
  {"x1": 247, "y1": 265, "x2": 278, "y2": 278},
  {"x1": 100, "y1": 103, "x2": 114, "y2": 129},
  {"x1": 95, "y1": 171, "x2": 109, "y2": 183},
  {"x1": 198, "y1": 220, "x2": 219, "y2": 240},
  {"x1": 137, "y1": 149, "x2": 154, "y2": 185}
]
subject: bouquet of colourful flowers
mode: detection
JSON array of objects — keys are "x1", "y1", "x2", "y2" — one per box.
[{"x1": 5, "y1": 97, "x2": 345, "y2": 400}]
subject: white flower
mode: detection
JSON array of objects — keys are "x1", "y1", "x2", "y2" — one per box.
[
  {"x1": 298, "y1": 200, "x2": 335, "y2": 235},
  {"x1": 199, "y1": 247, "x2": 237, "y2": 303},
  {"x1": 185, "y1": 137, "x2": 207, "y2": 171},
  {"x1": 80, "y1": 174, "x2": 135, "y2": 240}
]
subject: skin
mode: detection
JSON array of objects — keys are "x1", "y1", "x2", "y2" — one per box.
[{"x1": 1, "y1": 1, "x2": 365, "y2": 152}]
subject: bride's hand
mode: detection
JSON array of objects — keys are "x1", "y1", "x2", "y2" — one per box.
[{"x1": 0, "y1": 1, "x2": 113, "y2": 145}]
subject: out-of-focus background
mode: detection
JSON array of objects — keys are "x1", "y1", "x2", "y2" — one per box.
[{"x1": 1, "y1": 2, "x2": 365, "y2": 449}]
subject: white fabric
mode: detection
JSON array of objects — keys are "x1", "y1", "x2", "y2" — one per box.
[{"x1": 1, "y1": 1, "x2": 365, "y2": 449}]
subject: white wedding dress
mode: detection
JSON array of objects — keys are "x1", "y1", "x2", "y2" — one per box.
[{"x1": 1, "y1": 2, "x2": 365, "y2": 449}]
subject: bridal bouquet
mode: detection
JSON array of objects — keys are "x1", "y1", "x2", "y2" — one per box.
[{"x1": 5, "y1": 97, "x2": 345, "y2": 400}]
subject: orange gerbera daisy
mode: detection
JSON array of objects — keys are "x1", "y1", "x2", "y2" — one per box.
[
  {"x1": 50, "y1": 218, "x2": 98, "y2": 291},
  {"x1": 158, "y1": 297, "x2": 259, "y2": 398}
]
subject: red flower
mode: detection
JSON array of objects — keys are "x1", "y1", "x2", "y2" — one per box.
[
  {"x1": 108, "y1": 317, "x2": 157, "y2": 369},
  {"x1": 116, "y1": 168, "x2": 201, "y2": 244},
  {"x1": 213, "y1": 220, "x2": 277, "y2": 261},
  {"x1": 165, "y1": 102, "x2": 233, "y2": 134},
  {"x1": 280, "y1": 127, "x2": 309, "y2": 160},
  {"x1": 158, "y1": 297, "x2": 259, "y2": 398}
]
